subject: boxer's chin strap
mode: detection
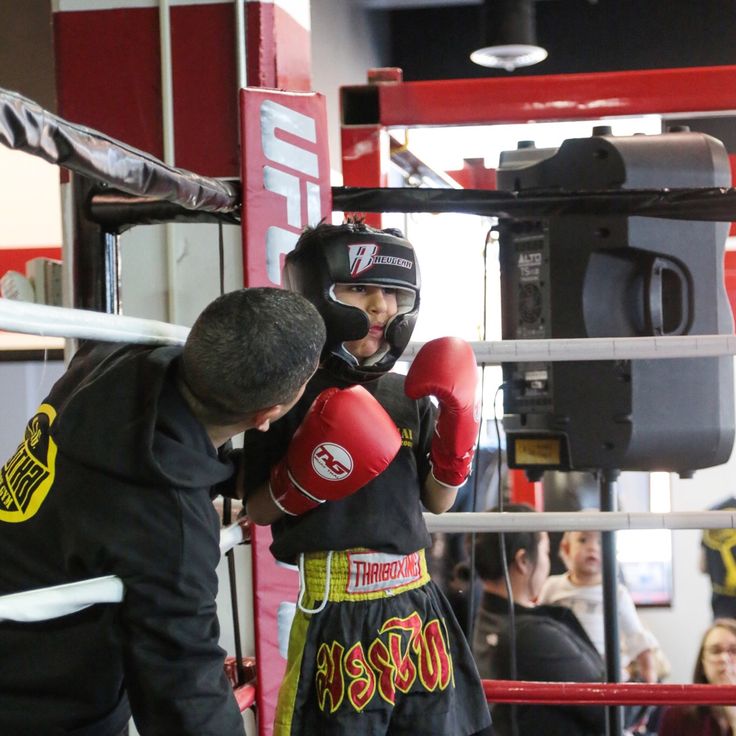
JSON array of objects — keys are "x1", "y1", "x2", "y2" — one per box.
[{"x1": 297, "y1": 551, "x2": 333, "y2": 615}]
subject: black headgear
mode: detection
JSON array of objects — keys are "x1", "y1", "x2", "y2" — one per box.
[{"x1": 283, "y1": 221, "x2": 420, "y2": 381}]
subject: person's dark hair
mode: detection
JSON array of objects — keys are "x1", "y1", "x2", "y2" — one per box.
[
  {"x1": 180, "y1": 287, "x2": 325, "y2": 425},
  {"x1": 297, "y1": 216, "x2": 406, "y2": 243},
  {"x1": 473, "y1": 504, "x2": 541, "y2": 581}
]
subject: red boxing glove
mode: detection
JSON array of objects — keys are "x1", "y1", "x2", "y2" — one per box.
[
  {"x1": 269, "y1": 385, "x2": 402, "y2": 515},
  {"x1": 405, "y1": 337, "x2": 480, "y2": 487}
]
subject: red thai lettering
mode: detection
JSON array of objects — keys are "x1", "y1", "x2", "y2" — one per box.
[
  {"x1": 386, "y1": 631, "x2": 417, "y2": 693},
  {"x1": 315, "y1": 641, "x2": 345, "y2": 713},
  {"x1": 344, "y1": 642, "x2": 376, "y2": 712},
  {"x1": 381, "y1": 612, "x2": 422, "y2": 642},
  {"x1": 367, "y1": 638, "x2": 397, "y2": 705},
  {"x1": 417, "y1": 619, "x2": 454, "y2": 692}
]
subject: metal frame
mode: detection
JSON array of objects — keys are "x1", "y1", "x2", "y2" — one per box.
[{"x1": 340, "y1": 64, "x2": 736, "y2": 197}]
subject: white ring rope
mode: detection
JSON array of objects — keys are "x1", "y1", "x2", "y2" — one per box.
[
  {"x1": 0, "y1": 298, "x2": 188, "y2": 345},
  {"x1": 0, "y1": 521, "x2": 246, "y2": 622},
  {"x1": 405, "y1": 334, "x2": 736, "y2": 363},
  {"x1": 3, "y1": 297, "x2": 736, "y2": 360},
  {"x1": 0, "y1": 575, "x2": 124, "y2": 623},
  {"x1": 423, "y1": 510, "x2": 736, "y2": 533},
  {"x1": 4, "y1": 511, "x2": 732, "y2": 621}
]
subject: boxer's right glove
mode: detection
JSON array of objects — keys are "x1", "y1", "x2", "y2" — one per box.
[{"x1": 269, "y1": 385, "x2": 401, "y2": 515}]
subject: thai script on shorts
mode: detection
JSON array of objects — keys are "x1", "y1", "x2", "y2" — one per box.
[{"x1": 315, "y1": 611, "x2": 454, "y2": 713}]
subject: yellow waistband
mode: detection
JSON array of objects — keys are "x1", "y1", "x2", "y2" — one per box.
[{"x1": 300, "y1": 548, "x2": 429, "y2": 604}]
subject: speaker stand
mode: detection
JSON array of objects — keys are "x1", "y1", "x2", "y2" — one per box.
[{"x1": 600, "y1": 468, "x2": 623, "y2": 736}]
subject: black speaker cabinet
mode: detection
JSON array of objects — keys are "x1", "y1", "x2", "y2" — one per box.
[{"x1": 498, "y1": 130, "x2": 735, "y2": 477}]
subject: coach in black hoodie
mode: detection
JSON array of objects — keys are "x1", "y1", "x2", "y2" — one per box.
[{"x1": 0, "y1": 288, "x2": 325, "y2": 736}]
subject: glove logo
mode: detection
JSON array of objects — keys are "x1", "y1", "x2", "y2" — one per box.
[{"x1": 312, "y1": 443, "x2": 353, "y2": 481}]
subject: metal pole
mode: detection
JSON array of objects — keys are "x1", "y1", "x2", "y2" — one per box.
[
  {"x1": 235, "y1": 0, "x2": 248, "y2": 90},
  {"x1": 69, "y1": 174, "x2": 121, "y2": 314},
  {"x1": 600, "y1": 468, "x2": 623, "y2": 736}
]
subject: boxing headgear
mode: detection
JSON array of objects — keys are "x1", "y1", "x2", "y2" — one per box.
[{"x1": 283, "y1": 221, "x2": 420, "y2": 382}]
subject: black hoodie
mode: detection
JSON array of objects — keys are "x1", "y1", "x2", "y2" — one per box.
[{"x1": 0, "y1": 342, "x2": 244, "y2": 736}]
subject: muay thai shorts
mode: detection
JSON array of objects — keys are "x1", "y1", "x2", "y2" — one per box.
[{"x1": 273, "y1": 548, "x2": 491, "y2": 736}]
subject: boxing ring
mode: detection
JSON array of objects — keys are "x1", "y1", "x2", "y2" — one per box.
[{"x1": 6, "y1": 64, "x2": 736, "y2": 733}]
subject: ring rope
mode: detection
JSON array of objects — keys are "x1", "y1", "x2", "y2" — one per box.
[
  {"x1": 404, "y1": 334, "x2": 736, "y2": 363},
  {"x1": 6, "y1": 510, "x2": 731, "y2": 619},
  {"x1": 2, "y1": 298, "x2": 736, "y2": 361},
  {"x1": 483, "y1": 680, "x2": 736, "y2": 705},
  {"x1": 0, "y1": 298, "x2": 188, "y2": 345},
  {"x1": 0, "y1": 522, "x2": 246, "y2": 622},
  {"x1": 423, "y1": 510, "x2": 736, "y2": 533}
]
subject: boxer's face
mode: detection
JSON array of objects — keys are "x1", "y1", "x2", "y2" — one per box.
[{"x1": 333, "y1": 284, "x2": 399, "y2": 361}]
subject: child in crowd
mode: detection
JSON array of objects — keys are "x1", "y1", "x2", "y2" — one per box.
[
  {"x1": 538, "y1": 529, "x2": 660, "y2": 683},
  {"x1": 241, "y1": 219, "x2": 492, "y2": 736}
]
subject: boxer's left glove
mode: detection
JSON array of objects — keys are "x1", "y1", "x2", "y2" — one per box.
[
  {"x1": 405, "y1": 336, "x2": 480, "y2": 487},
  {"x1": 269, "y1": 385, "x2": 401, "y2": 515}
]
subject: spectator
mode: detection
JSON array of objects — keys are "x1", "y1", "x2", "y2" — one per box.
[
  {"x1": 701, "y1": 497, "x2": 736, "y2": 619},
  {"x1": 538, "y1": 528, "x2": 660, "y2": 683},
  {"x1": 657, "y1": 618, "x2": 736, "y2": 736},
  {"x1": 472, "y1": 504, "x2": 606, "y2": 736}
]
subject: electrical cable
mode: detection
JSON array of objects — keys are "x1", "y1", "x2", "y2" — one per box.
[
  {"x1": 484, "y1": 223, "x2": 519, "y2": 736},
  {"x1": 467, "y1": 223, "x2": 517, "y2": 736},
  {"x1": 218, "y1": 221, "x2": 226, "y2": 296},
  {"x1": 465, "y1": 225, "x2": 494, "y2": 638},
  {"x1": 493, "y1": 380, "x2": 519, "y2": 736}
]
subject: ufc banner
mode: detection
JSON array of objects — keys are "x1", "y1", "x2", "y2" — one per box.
[
  {"x1": 240, "y1": 87, "x2": 331, "y2": 287},
  {"x1": 240, "y1": 87, "x2": 331, "y2": 736}
]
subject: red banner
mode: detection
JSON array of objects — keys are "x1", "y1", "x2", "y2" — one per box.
[
  {"x1": 240, "y1": 87, "x2": 331, "y2": 288},
  {"x1": 240, "y1": 87, "x2": 331, "y2": 735}
]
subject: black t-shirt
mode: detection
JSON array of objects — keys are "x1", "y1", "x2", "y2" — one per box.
[{"x1": 242, "y1": 368, "x2": 435, "y2": 563}]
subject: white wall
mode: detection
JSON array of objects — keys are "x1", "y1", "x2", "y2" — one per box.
[
  {"x1": 0, "y1": 359, "x2": 66, "y2": 460},
  {"x1": 119, "y1": 222, "x2": 243, "y2": 324},
  {"x1": 639, "y1": 383, "x2": 736, "y2": 683},
  {"x1": 310, "y1": 0, "x2": 389, "y2": 178}
]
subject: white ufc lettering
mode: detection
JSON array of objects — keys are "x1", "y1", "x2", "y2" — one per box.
[{"x1": 260, "y1": 99, "x2": 323, "y2": 284}]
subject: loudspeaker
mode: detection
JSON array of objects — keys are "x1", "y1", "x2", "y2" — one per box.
[{"x1": 498, "y1": 129, "x2": 735, "y2": 477}]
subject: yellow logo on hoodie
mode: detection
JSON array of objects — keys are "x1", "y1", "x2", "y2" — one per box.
[{"x1": 0, "y1": 404, "x2": 58, "y2": 522}]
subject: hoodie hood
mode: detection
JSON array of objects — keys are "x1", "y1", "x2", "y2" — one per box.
[{"x1": 47, "y1": 342, "x2": 231, "y2": 489}]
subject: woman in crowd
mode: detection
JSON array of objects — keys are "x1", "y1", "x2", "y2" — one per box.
[
  {"x1": 472, "y1": 504, "x2": 606, "y2": 736},
  {"x1": 658, "y1": 619, "x2": 736, "y2": 736}
]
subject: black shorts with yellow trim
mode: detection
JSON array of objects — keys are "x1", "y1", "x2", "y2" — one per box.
[{"x1": 274, "y1": 548, "x2": 491, "y2": 736}]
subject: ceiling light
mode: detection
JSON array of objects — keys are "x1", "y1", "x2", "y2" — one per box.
[{"x1": 471, "y1": 0, "x2": 548, "y2": 72}]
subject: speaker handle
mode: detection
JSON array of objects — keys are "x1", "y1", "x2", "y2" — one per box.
[{"x1": 645, "y1": 256, "x2": 690, "y2": 336}]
